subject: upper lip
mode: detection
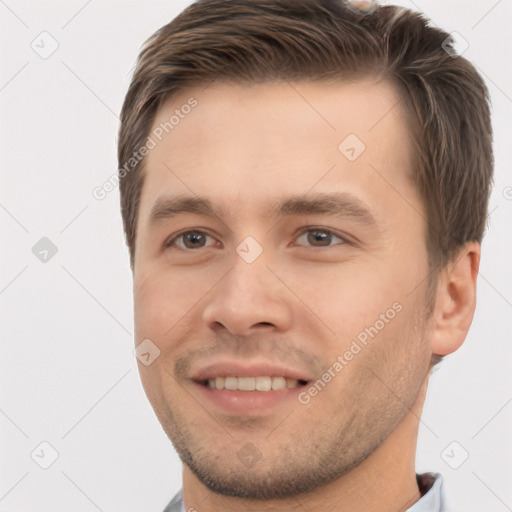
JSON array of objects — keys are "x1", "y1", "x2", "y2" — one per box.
[{"x1": 189, "y1": 359, "x2": 313, "y2": 383}]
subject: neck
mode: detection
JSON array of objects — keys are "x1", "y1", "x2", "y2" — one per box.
[{"x1": 182, "y1": 377, "x2": 429, "y2": 512}]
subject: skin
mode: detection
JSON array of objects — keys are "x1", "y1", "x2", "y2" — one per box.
[{"x1": 132, "y1": 79, "x2": 480, "y2": 511}]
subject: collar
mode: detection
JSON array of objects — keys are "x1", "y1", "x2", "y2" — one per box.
[{"x1": 407, "y1": 472, "x2": 443, "y2": 511}]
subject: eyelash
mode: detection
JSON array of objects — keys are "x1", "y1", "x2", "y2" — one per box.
[{"x1": 164, "y1": 227, "x2": 349, "y2": 251}]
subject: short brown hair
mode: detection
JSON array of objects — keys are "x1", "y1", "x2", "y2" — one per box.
[{"x1": 118, "y1": 0, "x2": 493, "y2": 273}]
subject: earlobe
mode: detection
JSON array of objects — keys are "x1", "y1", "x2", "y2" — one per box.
[{"x1": 431, "y1": 242, "x2": 481, "y2": 357}]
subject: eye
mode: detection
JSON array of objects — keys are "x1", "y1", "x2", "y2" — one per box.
[
  {"x1": 294, "y1": 228, "x2": 347, "y2": 247},
  {"x1": 165, "y1": 227, "x2": 349, "y2": 252},
  {"x1": 165, "y1": 230, "x2": 218, "y2": 250}
]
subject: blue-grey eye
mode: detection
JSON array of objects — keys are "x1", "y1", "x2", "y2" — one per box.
[{"x1": 296, "y1": 229, "x2": 345, "y2": 247}]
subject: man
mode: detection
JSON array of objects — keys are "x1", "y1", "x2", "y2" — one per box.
[{"x1": 117, "y1": 0, "x2": 493, "y2": 510}]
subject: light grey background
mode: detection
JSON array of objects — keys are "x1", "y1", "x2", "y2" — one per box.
[{"x1": 0, "y1": 1, "x2": 510, "y2": 511}]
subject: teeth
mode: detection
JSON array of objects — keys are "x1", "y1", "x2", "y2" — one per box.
[
  {"x1": 224, "y1": 377, "x2": 237, "y2": 390},
  {"x1": 256, "y1": 376, "x2": 272, "y2": 391},
  {"x1": 272, "y1": 377, "x2": 286, "y2": 390},
  {"x1": 206, "y1": 376, "x2": 303, "y2": 391}
]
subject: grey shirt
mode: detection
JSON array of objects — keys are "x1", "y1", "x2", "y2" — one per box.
[{"x1": 163, "y1": 472, "x2": 443, "y2": 512}]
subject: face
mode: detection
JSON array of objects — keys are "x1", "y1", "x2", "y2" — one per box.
[{"x1": 133, "y1": 79, "x2": 434, "y2": 499}]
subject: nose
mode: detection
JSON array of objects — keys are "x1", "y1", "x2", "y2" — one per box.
[{"x1": 201, "y1": 253, "x2": 294, "y2": 336}]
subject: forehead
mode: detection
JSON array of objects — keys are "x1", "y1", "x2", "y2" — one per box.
[{"x1": 139, "y1": 78, "x2": 415, "y2": 224}]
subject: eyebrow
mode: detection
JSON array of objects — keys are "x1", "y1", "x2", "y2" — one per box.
[{"x1": 148, "y1": 192, "x2": 380, "y2": 229}]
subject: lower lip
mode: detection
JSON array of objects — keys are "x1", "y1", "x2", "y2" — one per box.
[{"x1": 192, "y1": 381, "x2": 307, "y2": 414}]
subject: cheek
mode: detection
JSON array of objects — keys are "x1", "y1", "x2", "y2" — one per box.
[
  {"x1": 311, "y1": 299, "x2": 427, "y2": 405},
  {"x1": 286, "y1": 261, "x2": 403, "y2": 335},
  {"x1": 287, "y1": 252, "x2": 429, "y2": 361},
  {"x1": 133, "y1": 272, "x2": 181, "y2": 342},
  {"x1": 133, "y1": 266, "x2": 216, "y2": 342}
]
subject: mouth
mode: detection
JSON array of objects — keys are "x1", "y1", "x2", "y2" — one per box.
[
  {"x1": 189, "y1": 360, "x2": 314, "y2": 414},
  {"x1": 198, "y1": 376, "x2": 310, "y2": 391},
  {"x1": 191, "y1": 376, "x2": 311, "y2": 415}
]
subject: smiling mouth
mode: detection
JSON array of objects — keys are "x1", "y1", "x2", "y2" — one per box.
[{"x1": 199, "y1": 376, "x2": 309, "y2": 391}]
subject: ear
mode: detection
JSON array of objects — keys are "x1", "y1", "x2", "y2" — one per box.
[{"x1": 431, "y1": 241, "x2": 481, "y2": 356}]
